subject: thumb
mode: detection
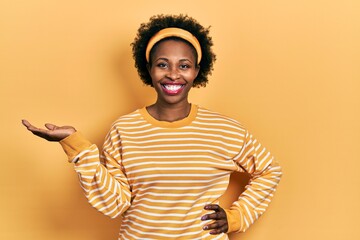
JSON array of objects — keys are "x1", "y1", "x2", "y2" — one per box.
[{"x1": 45, "y1": 123, "x2": 57, "y2": 130}]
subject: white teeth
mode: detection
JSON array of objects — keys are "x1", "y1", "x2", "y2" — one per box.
[{"x1": 164, "y1": 85, "x2": 182, "y2": 91}]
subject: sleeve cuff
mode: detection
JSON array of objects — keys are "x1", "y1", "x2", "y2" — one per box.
[
  {"x1": 59, "y1": 131, "x2": 92, "y2": 163},
  {"x1": 224, "y1": 208, "x2": 242, "y2": 233}
]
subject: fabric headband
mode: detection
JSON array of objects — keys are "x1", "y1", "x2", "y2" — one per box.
[{"x1": 145, "y1": 27, "x2": 202, "y2": 64}]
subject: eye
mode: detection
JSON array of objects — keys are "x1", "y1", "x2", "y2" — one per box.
[
  {"x1": 179, "y1": 64, "x2": 190, "y2": 69},
  {"x1": 157, "y1": 62, "x2": 168, "y2": 68}
]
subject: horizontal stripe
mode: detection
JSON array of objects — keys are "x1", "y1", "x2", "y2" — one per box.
[{"x1": 68, "y1": 106, "x2": 282, "y2": 239}]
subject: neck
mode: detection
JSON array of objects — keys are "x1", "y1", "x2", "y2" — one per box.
[{"x1": 147, "y1": 101, "x2": 191, "y2": 122}]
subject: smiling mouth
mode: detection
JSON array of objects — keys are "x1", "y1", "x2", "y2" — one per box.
[{"x1": 161, "y1": 84, "x2": 185, "y2": 95}]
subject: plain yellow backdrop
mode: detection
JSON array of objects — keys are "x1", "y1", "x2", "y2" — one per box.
[{"x1": 1, "y1": 0, "x2": 359, "y2": 239}]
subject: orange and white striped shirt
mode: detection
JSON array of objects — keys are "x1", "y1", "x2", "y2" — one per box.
[{"x1": 60, "y1": 104, "x2": 282, "y2": 239}]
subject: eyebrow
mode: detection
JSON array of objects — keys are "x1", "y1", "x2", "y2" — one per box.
[{"x1": 154, "y1": 57, "x2": 193, "y2": 63}]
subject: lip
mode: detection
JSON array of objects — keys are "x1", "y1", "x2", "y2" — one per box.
[{"x1": 160, "y1": 83, "x2": 185, "y2": 95}]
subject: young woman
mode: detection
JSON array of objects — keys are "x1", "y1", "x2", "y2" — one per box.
[{"x1": 22, "y1": 14, "x2": 282, "y2": 239}]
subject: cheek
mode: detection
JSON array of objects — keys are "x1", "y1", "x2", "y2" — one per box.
[
  {"x1": 150, "y1": 69, "x2": 163, "y2": 82},
  {"x1": 185, "y1": 71, "x2": 198, "y2": 82}
]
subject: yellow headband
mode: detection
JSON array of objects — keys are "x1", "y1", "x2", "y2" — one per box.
[{"x1": 145, "y1": 27, "x2": 202, "y2": 64}]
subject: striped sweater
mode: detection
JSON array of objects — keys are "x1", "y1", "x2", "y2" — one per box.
[{"x1": 60, "y1": 104, "x2": 282, "y2": 239}]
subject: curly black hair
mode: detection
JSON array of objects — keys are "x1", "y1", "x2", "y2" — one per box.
[{"x1": 131, "y1": 14, "x2": 216, "y2": 88}]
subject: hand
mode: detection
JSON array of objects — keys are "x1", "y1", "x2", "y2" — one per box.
[
  {"x1": 22, "y1": 119, "x2": 76, "y2": 142},
  {"x1": 201, "y1": 204, "x2": 228, "y2": 235}
]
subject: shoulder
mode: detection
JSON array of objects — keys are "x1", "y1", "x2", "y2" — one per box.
[
  {"x1": 102, "y1": 109, "x2": 147, "y2": 144},
  {"x1": 110, "y1": 108, "x2": 147, "y2": 129},
  {"x1": 196, "y1": 106, "x2": 247, "y2": 133}
]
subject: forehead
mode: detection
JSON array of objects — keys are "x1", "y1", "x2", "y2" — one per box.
[{"x1": 150, "y1": 38, "x2": 197, "y2": 60}]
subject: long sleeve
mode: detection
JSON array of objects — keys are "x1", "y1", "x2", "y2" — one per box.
[
  {"x1": 224, "y1": 130, "x2": 283, "y2": 233},
  {"x1": 59, "y1": 131, "x2": 131, "y2": 218}
]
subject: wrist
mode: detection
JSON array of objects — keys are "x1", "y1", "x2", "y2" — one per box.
[
  {"x1": 224, "y1": 208, "x2": 242, "y2": 233},
  {"x1": 59, "y1": 131, "x2": 92, "y2": 162}
]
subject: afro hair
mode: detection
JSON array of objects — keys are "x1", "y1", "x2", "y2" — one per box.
[{"x1": 131, "y1": 14, "x2": 216, "y2": 88}]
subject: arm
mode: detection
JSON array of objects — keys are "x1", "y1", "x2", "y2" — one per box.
[
  {"x1": 22, "y1": 120, "x2": 132, "y2": 218},
  {"x1": 225, "y1": 130, "x2": 283, "y2": 233},
  {"x1": 60, "y1": 130, "x2": 131, "y2": 218}
]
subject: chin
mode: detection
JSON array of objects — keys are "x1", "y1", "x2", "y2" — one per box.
[{"x1": 159, "y1": 95, "x2": 189, "y2": 106}]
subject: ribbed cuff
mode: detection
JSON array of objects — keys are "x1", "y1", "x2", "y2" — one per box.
[
  {"x1": 224, "y1": 208, "x2": 242, "y2": 233},
  {"x1": 59, "y1": 131, "x2": 92, "y2": 163}
]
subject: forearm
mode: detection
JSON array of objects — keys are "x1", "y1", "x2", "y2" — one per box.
[
  {"x1": 78, "y1": 161, "x2": 131, "y2": 218},
  {"x1": 226, "y1": 159, "x2": 282, "y2": 233},
  {"x1": 60, "y1": 132, "x2": 131, "y2": 218},
  {"x1": 225, "y1": 129, "x2": 283, "y2": 233}
]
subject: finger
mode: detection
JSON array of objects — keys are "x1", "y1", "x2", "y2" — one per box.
[
  {"x1": 23, "y1": 122, "x2": 43, "y2": 133},
  {"x1": 202, "y1": 213, "x2": 217, "y2": 220},
  {"x1": 203, "y1": 220, "x2": 226, "y2": 230},
  {"x1": 209, "y1": 224, "x2": 228, "y2": 235},
  {"x1": 22, "y1": 120, "x2": 49, "y2": 135},
  {"x1": 22, "y1": 119, "x2": 45, "y2": 133},
  {"x1": 203, "y1": 220, "x2": 228, "y2": 235},
  {"x1": 21, "y1": 119, "x2": 33, "y2": 128},
  {"x1": 210, "y1": 229, "x2": 222, "y2": 235},
  {"x1": 201, "y1": 212, "x2": 225, "y2": 221},
  {"x1": 202, "y1": 206, "x2": 226, "y2": 221},
  {"x1": 45, "y1": 123, "x2": 57, "y2": 130},
  {"x1": 204, "y1": 204, "x2": 221, "y2": 211}
]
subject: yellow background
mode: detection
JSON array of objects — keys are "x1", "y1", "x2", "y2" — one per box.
[{"x1": 1, "y1": 0, "x2": 359, "y2": 239}]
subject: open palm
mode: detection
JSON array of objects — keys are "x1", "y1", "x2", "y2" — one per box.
[{"x1": 22, "y1": 119, "x2": 76, "y2": 142}]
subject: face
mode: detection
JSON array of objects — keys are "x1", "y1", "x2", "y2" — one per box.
[{"x1": 147, "y1": 39, "x2": 200, "y2": 106}]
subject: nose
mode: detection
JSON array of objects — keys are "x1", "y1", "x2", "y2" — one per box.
[{"x1": 166, "y1": 66, "x2": 180, "y2": 80}]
